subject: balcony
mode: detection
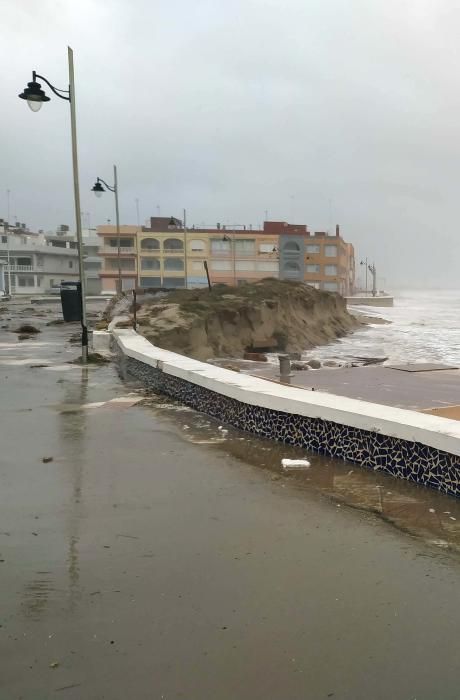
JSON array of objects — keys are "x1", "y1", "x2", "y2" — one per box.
[
  {"x1": 6, "y1": 264, "x2": 35, "y2": 272},
  {"x1": 102, "y1": 246, "x2": 136, "y2": 255}
]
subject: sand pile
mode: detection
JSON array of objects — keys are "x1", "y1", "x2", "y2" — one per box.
[{"x1": 108, "y1": 279, "x2": 359, "y2": 361}]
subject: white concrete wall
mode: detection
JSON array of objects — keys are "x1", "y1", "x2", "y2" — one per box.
[{"x1": 113, "y1": 329, "x2": 460, "y2": 458}]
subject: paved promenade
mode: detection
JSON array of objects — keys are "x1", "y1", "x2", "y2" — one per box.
[{"x1": 248, "y1": 364, "x2": 460, "y2": 418}]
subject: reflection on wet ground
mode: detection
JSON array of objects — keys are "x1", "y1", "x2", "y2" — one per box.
[
  {"x1": 140, "y1": 394, "x2": 460, "y2": 555},
  {"x1": 2, "y1": 299, "x2": 460, "y2": 558}
]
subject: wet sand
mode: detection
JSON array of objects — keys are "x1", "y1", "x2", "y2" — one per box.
[{"x1": 1, "y1": 307, "x2": 460, "y2": 699}]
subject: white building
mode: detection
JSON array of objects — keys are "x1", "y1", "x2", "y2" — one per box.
[
  {"x1": 0, "y1": 259, "x2": 5, "y2": 295},
  {"x1": 0, "y1": 228, "x2": 79, "y2": 295},
  {"x1": 0, "y1": 222, "x2": 103, "y2": 296},
  {"x1": 82, "y1": 229, "x2": 102, "y2": 295}
]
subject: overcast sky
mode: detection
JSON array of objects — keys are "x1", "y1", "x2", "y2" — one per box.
[{"x1": 2, "y1": 0, "x2": 460, "y2": 287}]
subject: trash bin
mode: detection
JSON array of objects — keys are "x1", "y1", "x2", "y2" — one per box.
[{"x1": 60, "y1": 281, "x2": 82, "y2": 322}]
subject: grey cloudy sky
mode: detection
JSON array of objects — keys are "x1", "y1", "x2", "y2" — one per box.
[{"x1": 2, "y1": 0, "x2": 460, "y2": 287}]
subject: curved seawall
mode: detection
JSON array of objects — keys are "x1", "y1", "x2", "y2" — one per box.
[{"x1": 108, "y1": 329, "x2": 460, "y2": 498}]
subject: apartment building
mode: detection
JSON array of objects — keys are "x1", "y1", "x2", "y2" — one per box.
[
  {"x1": 0, "y1": 228, "x2": 79, "y2": 294},
  {"x1": 97, "y1": 225, "x2": 140, "y2": 292},
  {"x1": 267, "y1": 221, "x2": 355, "y2": 295},
  {"x1": 97, "y1": 217, "x2": 355, "y2": 295}
]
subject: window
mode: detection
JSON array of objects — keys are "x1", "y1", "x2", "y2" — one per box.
[
  {"x1": 107, "y1": 258, "x2": 135, "y2": 270},
  {"x1": 307, "y1": 282, "x2": 320, "y2": 289},
  {"x1": 306, "y1": 264, "x2": 320, "y2": 273},
  {"x1": 190, "y1": 239, "x2": 205, "y2": 251},
  {"x1": 68, "y1": 261, "x2": 73, "y2": 269},
  {"x1": 163, "y1": 277, "x2": 185, "y2": 288},
  {"x1": 283, "y1": 241, "x2": 300, "y2": 252},
  {"x1": 211, "y1": 239, "x2": 231, "y2": 253},
  {"x1": 109, "y1": 238, "x2": 134, "y2": 248},
  {"x1": 192, "y1": 260, "x2": 204, "y2": 272},
  {"x1": 141, "y1": 238, "x2": 160, "y2": 251},
  {"x1": 235, "y1": 260, "x2": 255, "y2": 271},
  {"x1": 17, "y1": 276, "x2": 34, "y2": 287},
  {"x1": 256, "y1": 261, "x2": 278, "y2": 272},
  {"x1": 259, "y1": 243, "x2": 277, "y2": 254},
  {"x1": 164, "y1": 257, "x2": 184, "y2": 271},
  {"x1": 51, "y1": 240, "x2": 66, "y2": 248},
  {"x1": 306, "y1": 244, "x2": 320, "y2": 254},
  {"x1": 141, "y1": 258, "x2": 160, "y2": 270},
  {"x1": 1, "y1": 236, "x2": 7, "y2": 243},
  {"x1": 211, "y1": 260, "x2": 232, "y2": 271},
  {"x1": 69, "y1": 242, "x2": 77, "y2": 249},
  {"x1": 284, "y1": 261, "x2": 301, "y2": 277},
  {"x1": 122, "y1": 278, "x2": 136, "y2": 291},
  {"x1": 164, "y1": 238, "x2": 183, "y2": 252},
  {"x1": 323, "y1": 281, "x2": 338, "y2": 292},
  {"x1": 140, "y1": 277, "x2": 161, "y2": 288},
  {"x1": 325, "y1": 245, "x2": 337, "y2": 257},
  {"x1": 234, "y1": 239, "x2": 255, "y2": 254},
  {"x1": 324, "y1": 264, "x2": 337, "y2": 276}
]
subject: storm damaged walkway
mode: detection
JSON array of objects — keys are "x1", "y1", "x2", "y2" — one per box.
[{"x1": 1, "y1": 311, "x2": 460, "y2": 699}]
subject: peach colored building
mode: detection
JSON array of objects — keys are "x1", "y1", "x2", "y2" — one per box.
[{"x1": 97, "y1": 217, "x2": 354, "y2": 295}]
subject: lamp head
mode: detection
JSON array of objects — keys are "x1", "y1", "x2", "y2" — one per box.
[
  {"x1": 19, "y1": 79, "x2": 50, "y2": 112},
  {"x1": 91, "y1": 180, "x2": 105, "y2": 198}
]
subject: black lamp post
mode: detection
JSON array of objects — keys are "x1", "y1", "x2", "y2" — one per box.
[
  {"x1": 91, "y1": 166, "x2": 122, "y2": 294},
  {"x1": 18, "y1": 48, "x2": 88, "y2": 362}
]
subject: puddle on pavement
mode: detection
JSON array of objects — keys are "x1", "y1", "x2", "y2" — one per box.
[{"x1": 140, "y1": 393, "x2": 460, "y2": 556}]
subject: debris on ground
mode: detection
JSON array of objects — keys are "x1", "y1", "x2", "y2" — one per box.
[
  {"x1": 18, "y1": 334, "x2": 31, "y2": 341},
  {"x1": 307, "y1": 359, "x2": 321, "y2": 369},
  {"x1": 14, "y1": 324, "x2": 41, "y2": 334},
  {"x1": 70, "y1": 352, "x2": 111, "y2": 365},
  {"x1": 291, "y1": 361, "x2": 311, "y2": 370},
  {"x1": 46, "y1": 319, "x2": 65, "y2": 326},
  {"x1": 42, "y1": 457, "x2": 54, "y2": 463},
  {"x1": 49, "y1": 661, "x2": 59, "y2": 669},
  {"x1": 281, "y1": 458, "x2": 311, "y2": 469}
]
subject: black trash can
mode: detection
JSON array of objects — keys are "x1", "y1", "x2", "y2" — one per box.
[{"x1": 60, "y1": 281, "x2": 82, "y2": 322}]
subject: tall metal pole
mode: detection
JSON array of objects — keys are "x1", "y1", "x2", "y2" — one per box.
[
  {"x1": 68, "y1": 46, "x2": 88, "y2": 362},
  {"x1": 365, "y1": 256, "x2": 368, "y2": 296},
  {"x1": 135, "y1": 198, "x2": 140, "y2": 227},
  {"x1": 113, "y1": 164, "x2": 122, "y2": 294},
  {"x1": 6, "y1": 189, "x2": 11, "y2": 296},
  {"x1": 232, "y1": 233, "x2": 236, "y2": 286},
  {"x1": 371, "y1": 262, "x2": 377, "y2": 297},
  {"x1": 183, "y1": 207, "x2": 188, "y2": 289}
]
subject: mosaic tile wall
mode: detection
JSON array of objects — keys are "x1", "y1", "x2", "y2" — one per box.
[{"x1": 123, "y1": 354, "x2": 460, "y2": 498}]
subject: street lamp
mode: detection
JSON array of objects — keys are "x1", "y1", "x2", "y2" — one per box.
[
  {"x1": 360, "y1": 258, "x2": 368, "y2": 295},
  {"x1": 91, "y1": 166, "x2": 122, "y2": 294},
  {"x1": 18, "y1": 47, "x2": 88, "y2": 362}
]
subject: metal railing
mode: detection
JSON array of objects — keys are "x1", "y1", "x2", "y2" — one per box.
[
  {"x1": 5, "y1": 264, "x2": 34, "y2": 271},
  {"x1": 102, "y1": 246, "x2": 136, "y2": 254}
]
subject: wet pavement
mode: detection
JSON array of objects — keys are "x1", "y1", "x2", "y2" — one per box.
[
  {"x1": 245, "y1": 362, "x2": 460, "y2": 414},
  {"x1": 2, "y1": 302, "x2": 460, "y2": 699}
]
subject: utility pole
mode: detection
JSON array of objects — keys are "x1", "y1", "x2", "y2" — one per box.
[
  {"x1": 135, "y1": 198, "x2": 140, "y2": 228},
  {"x1": 360, "y1": 257, "x2": 368, "y2": 295},
  {"x1": 183, "y1": 208, "x2": 188, "y2": 289},
  {"x1": 6, "y1": 189, "x2": 11, "y2": 296}
]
